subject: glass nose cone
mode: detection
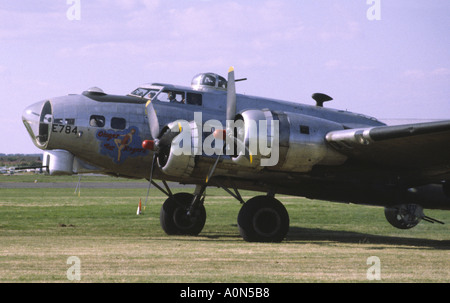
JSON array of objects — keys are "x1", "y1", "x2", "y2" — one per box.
[{"x1": 22, "y1": 100, "x2": 52, "y2": 148}]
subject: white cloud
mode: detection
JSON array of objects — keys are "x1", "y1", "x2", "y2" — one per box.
[
  {"x1": 0, "y1": 9, "x2": 64, "y2": 41},
  {"x1": 431, "y1": 67, "x2": 450, "y2": 77},
  {"x1": 112, "y1": 0, "x2": 160, "y2": 11},
  {"x1": 403, "y1": 68, "x2": 450, "y2": 79},
  {"x1": 319, "y1": 21, "x2": 362, "y2": 42}
]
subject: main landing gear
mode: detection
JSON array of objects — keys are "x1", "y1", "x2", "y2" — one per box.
[
  {"x1": 237, "y1": 196, "x2": 289, "y2": 243},
  {"x1": 160, "y1": 192, "x2": 206, "y2": 236},
  {"x1": 152, "y1": 181, "x2": 290, "y2": 242}
]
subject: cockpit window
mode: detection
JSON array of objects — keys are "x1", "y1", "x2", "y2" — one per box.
[
  {"x1": 130, "y1": 88, "x2": 150, "y2": 97},
  {"x1": 157, "y1": 90, "x2": 185, "y2": 104},
  {"x1": 146, "y1": 91, "x2": 157, "y2": 100},
  {"x1": 129, "y1": 88, "x2": 162, "y2": 100}
]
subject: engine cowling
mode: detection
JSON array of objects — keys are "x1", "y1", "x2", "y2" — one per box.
[
  {"x1": 232, "y1": 109, "x2": 348, "y2": 172},
  {"x1": 156, "y1": 120, "x2": 199, "y2": 178}
]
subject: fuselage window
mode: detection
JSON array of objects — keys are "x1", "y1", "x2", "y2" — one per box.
[
  {"x1": 111, "y1": 117, "x2": 126, "y2": 130},
  {"x1": 186, "y1": 93, "x2": 202, "y2": 106},
  {"x1": 299, "y1": 125, "x2": 310, "y2": 135},
  {"x1": 90, "y1": 115, "x2": 105, "y2": 127}
]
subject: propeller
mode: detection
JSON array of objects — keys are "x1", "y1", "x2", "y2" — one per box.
[
  {"x1": 142, "y1": 99, "x2": 181, "y2": 209},
  {"x1": 142, "y1": 67, "x2": 250, "y2": 188},
  {"x1": 205, "y1": 67, "x2": 253, "y2": 185},
  {"x1": 143, "y1": 100, "x2": 180, "y2": 154}
]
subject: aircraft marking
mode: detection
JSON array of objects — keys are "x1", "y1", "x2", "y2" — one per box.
[{"x1": 96, "y1": 127, "x2": 148, "y2": 163}]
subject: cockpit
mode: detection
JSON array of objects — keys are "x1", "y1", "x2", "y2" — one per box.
[
  {"x1": 191, "y1": 73, "x2": 227, "y2": 91},
  {"x1": 128, "y1": 85, "x2": 203, "y2": 106},
  {"x1": 127, "y1": 72, "x2": 229, "y2": 106}
]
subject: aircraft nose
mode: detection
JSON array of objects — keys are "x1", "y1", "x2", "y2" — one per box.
[{"x1": 22, "y1": 100, "x2": 53, "y2": 148}]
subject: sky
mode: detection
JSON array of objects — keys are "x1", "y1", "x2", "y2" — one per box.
[{"x1": 0, "y1": 0, "x2": 449, "y2": 154}]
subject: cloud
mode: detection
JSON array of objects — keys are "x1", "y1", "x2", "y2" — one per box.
[
  {"x1": 324, "y1": 59, "x2": 376, "y2": 73},
  {"x1": 319, "y1": 21, "x2": 362, "y2": 42},
  {"x1": 431, "y1": 68, "x2": 450, "y2": 77},
  {"x1": 49, "y1": 0, "x2": 307, "y2": 72},
  {"x1": 403, "y1": 68, "x2": 450, "y2": 79},
  {"x1": 0, "y1": 9, "x2": 64, "y2": 41},
  {"x1": 96, "y1": 0, "x2": 160, "y2": 11}
]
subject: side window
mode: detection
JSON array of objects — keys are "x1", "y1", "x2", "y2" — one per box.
[
  {"x1": 90, "y1": 115, "x2": 105, "y2": 127},
  {"x1": 186, "y1": 93, "x2": 202, "y2": 106},
  {"x1": 157, "y1": 91, "x2": 185, "y2": 104},
  {"x1": 111, "y1": 117, "x2": 126, "y2": 130}
]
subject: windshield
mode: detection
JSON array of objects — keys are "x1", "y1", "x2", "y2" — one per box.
[{"x1": 129, "y1": 88, "x2": 161, "y2": 100}]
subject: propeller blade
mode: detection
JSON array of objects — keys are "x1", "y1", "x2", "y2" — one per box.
[
  {"x1": 145, "y1": 100, "x2": 160, "y2": 139},
  {"x1": 226, "y1": 66, "x2": 236, "y2": 122}
]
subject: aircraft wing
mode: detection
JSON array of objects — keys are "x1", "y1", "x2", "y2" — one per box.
[{"x1": 325, "y1": 120, "x2": 450, "y2": 178}]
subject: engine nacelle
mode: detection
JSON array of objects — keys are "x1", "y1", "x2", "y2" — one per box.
[
  {"x1": 157, "y1": 120, "x2": 199, "y2": 178},
  {"x1": 233, "y1": 109, "x2": 348, "y2": 172}
]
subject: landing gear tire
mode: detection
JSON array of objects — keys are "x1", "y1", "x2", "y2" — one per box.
[
  {"x1": 160, "y1": 193, "x2": 206, "y2": 236},
  {"x1": 237, "y1": 196, "x2": 289, "y2": 243},
  {"x1": 384, "y1": 204, "x2": 422, "y2": 229}
]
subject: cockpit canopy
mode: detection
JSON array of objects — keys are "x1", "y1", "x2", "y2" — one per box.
[{"x1": 191, "y1": 73, "x2": 227, "y2": 91}]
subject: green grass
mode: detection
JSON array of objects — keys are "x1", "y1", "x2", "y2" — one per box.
[{"x1": 1, "y1": 175, "x2": 449, "y2": 282}]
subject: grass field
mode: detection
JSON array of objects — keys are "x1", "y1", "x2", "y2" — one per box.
[{"x1": 1, "y1": 174, "x2": 449, "y2": 282}]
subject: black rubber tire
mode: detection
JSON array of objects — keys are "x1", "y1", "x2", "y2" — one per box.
[
  {"x1": 160, "y1": 193, "x2": 206, "y2": 236},
  {"x1": 237, "y1": 196, "x2": 289, "y2": 242},
  {"x1": 384, "y1": 206, "x2": 420, "y2": 229}
]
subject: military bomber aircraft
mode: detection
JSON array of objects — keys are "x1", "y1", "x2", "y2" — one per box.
[{"x1": 22, "y1": 68, "x2": 450, "y2": 242}]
